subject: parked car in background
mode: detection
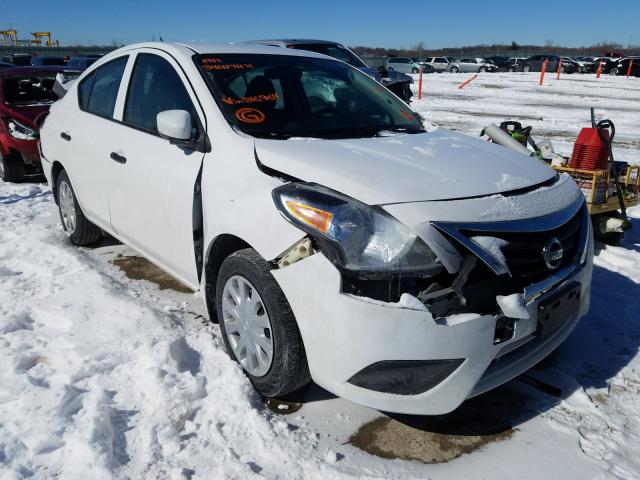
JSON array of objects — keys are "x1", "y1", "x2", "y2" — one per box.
[
  {"x1": 485, "y1": 55, "x2": 510, "y2": 71},
  {"x1": 40, "y1": 41, "x2": 593, "y2": 416},
  {"x1": 31, "y1": 56, "x2": 67, "y2": 67},
  {"x1": 518, "y1": 55, "x2": 578, "y2": 74},
  {"x1": 608, "y1": 57, "x2": 640, "y2": 77},
  {"x1": 66, "y1": 56, "x2": 99, "y2": 71},
  {"x1": 0, "y1": 67, "x2": 67, "y2": 181},
  {"x1": 424, "y1": 56, "x2": 455, "y2": 72},
  {"x1": 409, "y1": 58, "x2": 436, "y2": 73},
  {"x1": 245, "y1": 40, "x2": 414, "y2": 102},
  {"x1": 566, "y1": 57, "x2": 595, "y2": 73},
  {"x1": 386, "y1": 57, "x2": 425, "y2": 74},
  {"x1": 2, "y1": 53, "x2": 31, "y2": 66},
  {"x1": 507, "y1": 57, "x2": 526, "y2": 72},
  {"x1": 601, "y1": 56, "x2": 628, "y2": 74},
  {"x1": 448, "y1": 57, "x2": 498, "y2": 73}
]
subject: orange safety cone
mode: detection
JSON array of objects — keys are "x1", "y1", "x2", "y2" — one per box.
[
  {"x1": 557, "y1": 58, "x2": 563, "y2": 80},
  {"x1": 596, "y1": 59, "x2": 604, "y2": 78},
  {"x1": 539, "y1": 59, "x2": 549, "y2": 85},
  {"x1": 627, "y1": 59, "x2": 634, "y2": 78},
  {"x1": 418, "y1": 65, "x2": 423, "y2": 99}
]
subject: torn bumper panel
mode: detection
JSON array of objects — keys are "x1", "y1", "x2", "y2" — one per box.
[{"x1": 272, "y1": 251, "x2": 592, "y2": 415}]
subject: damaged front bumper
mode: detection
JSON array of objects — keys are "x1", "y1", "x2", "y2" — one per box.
[{"x1": 272, "y1": 243, "x2": 592, "y2": 415}]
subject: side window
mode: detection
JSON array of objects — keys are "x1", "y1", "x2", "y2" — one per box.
[
  {"x1": 78, "y1": 70, "x2": 96, "y2": 110},
  {"x1": 83, "y1": 57, "x2": 128, "y2": 118},
  {"x1": 124, "y1": 53, "x2": 196, "y2": 134}
]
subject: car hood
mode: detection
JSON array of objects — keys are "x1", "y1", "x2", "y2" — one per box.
[
  {"x1": 3, "y1": 104, "x2": 51, "y2": 128},
  {"x1": 254, "y1": 128, "x2": 557, "y2": 205}
]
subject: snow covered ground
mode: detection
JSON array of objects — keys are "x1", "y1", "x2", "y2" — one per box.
[
  {"x1": 1, "y1": 73, "x2": 640, "y2": 479},
  {"x1": 410, "y1": 71, "x2": 640, "y2": 165}
]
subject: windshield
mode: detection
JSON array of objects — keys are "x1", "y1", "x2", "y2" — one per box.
[
  {"x1": 287, "y1": 43, "x2": 367, "y2": 69},
  {"x1": 196, "y1": 54, "x2": 424, "y2": 140},
  {"x1": 3, "y1": 75, "x2": 57, "y2": 105}
]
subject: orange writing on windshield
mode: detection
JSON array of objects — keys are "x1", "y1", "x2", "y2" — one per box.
[{"x1": 222, "y1": 93, "x2": 278, "y2": 105}]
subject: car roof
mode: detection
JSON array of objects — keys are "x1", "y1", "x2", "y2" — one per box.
[
  {"x1": 0, "y1": 66, "x2": 77, "y2": 77},
  {"x1": 247, "y1": 39, "x2": 340, "y2": 46},
  {"x1": 110, "y1": 41, "x2": 332, "y2": 61}
]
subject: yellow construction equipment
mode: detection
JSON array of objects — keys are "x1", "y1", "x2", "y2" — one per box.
[
  {"x1": 0, "y1": 29, "x2": 18, "y2": 47},
  {"x1": 31, "y1": 31, "x2": 59, "y2": 47}
]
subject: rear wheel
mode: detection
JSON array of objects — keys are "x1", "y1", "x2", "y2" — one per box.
[
  {"x1": 610, "y1": 68, "x2": 619, "y2": 76},
  {"x1": 0, "y1": 152, "x2": 24, "y2": 182},
  {"x1": 56, "y1": 170, "x2": 102, "y2": 246},
  {"x1": 216, "y1": 248, "x2": 310, "y2": 398},
  {"x1": 523, "y1": 65, "x2": 532, "y2": 72}
]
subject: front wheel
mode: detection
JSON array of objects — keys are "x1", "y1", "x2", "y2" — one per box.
[
  {"x1": 479, "y1": 66, "x2": 487, "y2": 72},
  {"x1": 610, "y1": 68, "x2": 619, "y2": 76},
  {"x1": 450, "y1": 66, "x2": 459, "y2": 73},
  {"x1": 56, "y1": 170, "x2": 102, "y2": 246},
  {"x1": 216, "y1": 248, "x2": 310, "y2": 398},
  {"x1": 523, "y1": 65, "x2": 532, "y2": 72},
  {"x1": 412, "y1": 67, "x2": 419, "y2": 74},
  {"x1": 0, "y1": 152, "x2": 24, "y2": 183}
]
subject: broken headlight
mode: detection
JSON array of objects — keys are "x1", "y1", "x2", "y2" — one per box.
[
  {"x1": 272, "y1": 183, "x2": 441, "y2": 275},
  {"x1": 6, "y1": 119, "x2": 38, "y2": 140}
]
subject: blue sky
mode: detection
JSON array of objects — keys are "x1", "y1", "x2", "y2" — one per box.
[{"x1": 3, "y1": 0, "x2": 638, "y2": 48}]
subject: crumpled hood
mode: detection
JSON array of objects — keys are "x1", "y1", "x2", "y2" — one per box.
[
  {"x1": 4, "y1": 104, "x2": 50, "y2": 128},
  {"x1": 254, "y1": 128, "x2": 556, "y2": 205}
]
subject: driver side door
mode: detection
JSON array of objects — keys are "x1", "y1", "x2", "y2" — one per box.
[{"x1": 106, "y1": 50, "x2": 207, "y2": 289}]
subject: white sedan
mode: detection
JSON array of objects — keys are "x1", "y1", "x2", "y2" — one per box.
[{"x1": 40, "y1": 42, "x2": 593, "y2": 414}]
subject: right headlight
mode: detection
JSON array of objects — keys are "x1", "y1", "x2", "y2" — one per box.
[{"x1": 272, "y1": 182, "x2": 442, "y2": 275}]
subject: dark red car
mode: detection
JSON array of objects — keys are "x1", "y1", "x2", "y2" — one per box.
[{"x1": 0, "y1": 66, "x2": 70, "y2": 181}]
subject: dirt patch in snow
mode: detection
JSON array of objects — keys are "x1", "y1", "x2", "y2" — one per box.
[
  {"x1": 349, "y1": 387, "x2": 523, "y2": 463},
  {"x1": 482, "y1": 84, "x2": 509, "y2": 90},
  {"x1": 111, "y1": 255, "x2": 192, "y2": 293}
]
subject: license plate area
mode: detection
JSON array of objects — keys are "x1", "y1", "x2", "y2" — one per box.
[{"x1": 535, "y1": 281, "x2": 581, "y2": 337}]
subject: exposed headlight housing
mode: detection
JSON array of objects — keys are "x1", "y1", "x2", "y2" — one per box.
[
  {"x1": 273, "y1": 182, "x2": 442, "y2": 275},
  {"x1": 6, "y1": 119, "x2": 38, "y2": 140}
]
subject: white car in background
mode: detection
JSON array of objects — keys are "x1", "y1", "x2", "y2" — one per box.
[
  {"x1": 448, "y1": 57, "x2": 498, "y2": 73},
  {"x1": 40, "y1": 42, "x2": 593, "y2": 415}
]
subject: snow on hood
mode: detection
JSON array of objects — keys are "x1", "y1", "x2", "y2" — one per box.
[{"x1": 254, "y1": 128, "x2": 556, "y2": 205}]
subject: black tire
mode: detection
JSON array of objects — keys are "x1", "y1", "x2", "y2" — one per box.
[
  {"x1": 479, "y1": 66, "x2": 487, "y2": 72},
  {"x1": 411, "y1": 67, "x2": 419, "y2": 74},
  {"x1": 450, "y1": 67, "x2": 459, "y2": 73},
  {"x1": 0, "y1": 152, "x2": 24, "y2": 182},
  {"x1": 593, "y1": 212, "x2": 626, "y2": 246},
  {"x1": 56, "y1": 170, "x2": 102, "y2": 246},
  {"x1": 216, "y1": 248, "x2": 310, "y2": 398},
  {"x1": 523, "y1": 65, "x2": 532, "y2": 72},
  {"x1": 610, "y1": 68, "x2": 619, "y2": 76}
]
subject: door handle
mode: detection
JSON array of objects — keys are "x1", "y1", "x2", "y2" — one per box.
[
  {"x1": 110, "y1": 152, "x2": 127, "y2": 164},
  {"x1": 60, "y1": 132, "x2": 71, "y2": 141}
]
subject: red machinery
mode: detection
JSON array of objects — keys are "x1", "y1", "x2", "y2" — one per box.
[{"x1": 569, "y1": 127, "x2": 610, "y2": 171}]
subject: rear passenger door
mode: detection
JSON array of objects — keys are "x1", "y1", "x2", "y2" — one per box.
[
  {"x1": 105, "y1": 50, "x2": 206, "y2": 289},
  {"x1": 64, "y1": 55, "x2": 129, "y2": 227}
]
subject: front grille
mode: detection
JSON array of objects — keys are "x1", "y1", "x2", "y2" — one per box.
[
  {"x1": 431, "y1": 201, "x2": 588, "y2": 315},
  {"x1": 461, "y1": 206, "x2": 583, "y2": 284}
]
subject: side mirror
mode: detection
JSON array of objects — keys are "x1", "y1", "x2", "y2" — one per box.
[{"x1": 157, "y1": 110, "x2": 193, "y2": 142}]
